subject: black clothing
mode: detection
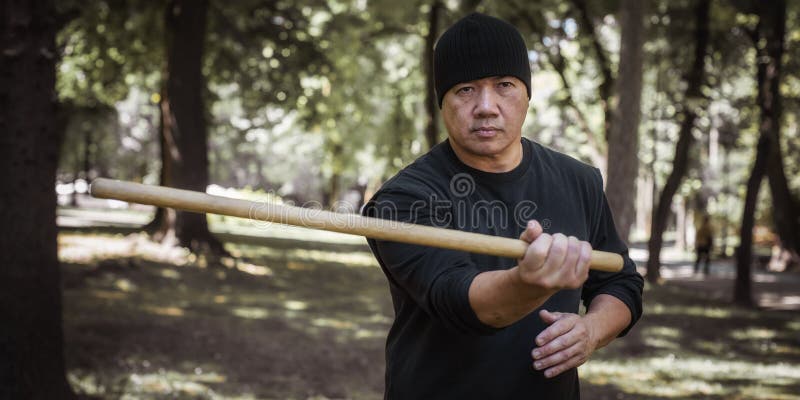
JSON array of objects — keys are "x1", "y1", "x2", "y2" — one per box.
[{"x1": 363, "y1": 138, "x2": 644, "y2": 399}]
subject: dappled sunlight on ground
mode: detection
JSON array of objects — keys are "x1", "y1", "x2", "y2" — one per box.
[
  {"x1": 730, "y1": 327, "x2": 778, "y2": 340},
  {"x1": 647, "y1": 303, "x2": 735, "y2": 319},
  {"x1": 231, "y1": 307, "x2": 270, "y2": 320},
  {"x1": 581, "y1": 356, "x2": 800, "y2": 399},
  {"x1": 90, "y1": 289, "x2": 128, "y2": 301},
  {"x1": 580, "y1": 278, "x2": 800, "y2": 399},
  {"x1": 640, "y1": 326, "x2": 683, "y2": 350},
  {"x1": 59, "y1": 232, "x2": 193, "y2": 265},
  {"x1": 69, "y1": 368, "x2": 232, "y2": 399},
  {"x1": 236, "y1": 245, "x2": 378, "y2": 268},
  {"x1": 61, "y1": 231, "x2": 391, "y2": 399},
  {"x1": 143, "y1": 305, "x2": 186, "y2": 317},
  {"x1": 758, "y1": 293, "x2": 800, "y2": 310},
  {"x1": 234, "y1": 262, "x2": 274, "y2": 276},
  {"x1": 59, "y1": 231, "x2": 800, "y2": 399}
]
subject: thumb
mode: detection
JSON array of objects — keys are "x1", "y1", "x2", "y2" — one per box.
[
  {"x1": 539, "y1": 309, "x2": 561, "y2": 324},
  {"x1": 519, "y1": 220, "x2": 544, "y2": 243}
]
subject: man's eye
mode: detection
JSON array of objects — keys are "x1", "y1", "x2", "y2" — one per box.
[
  {"x1": 457, "y1": 86, "x2": 473, "y2": 94},
  {"x1": 499, "y1": 81, "x2": 514, "y2": 88}
]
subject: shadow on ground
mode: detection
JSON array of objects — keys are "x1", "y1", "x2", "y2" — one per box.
[
  {"x1": 62, "y1": 231, "x2": 390, "y2": 399},
  {"x1": 60, "y1": 230, "x2": 800, "y2": 399}
]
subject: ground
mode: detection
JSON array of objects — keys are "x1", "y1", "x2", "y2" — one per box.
[{"x1": 58, "y1": 207, "x2": 800, "y2": 399}]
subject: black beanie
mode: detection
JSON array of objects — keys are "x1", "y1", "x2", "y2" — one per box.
[{"x1": 434, "y1": 13, "x2": 531, "y2": 108}]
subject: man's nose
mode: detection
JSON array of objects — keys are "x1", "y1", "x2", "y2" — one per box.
[{"x1": 474, "y1": 88, "x2": 500, "y2": 117}]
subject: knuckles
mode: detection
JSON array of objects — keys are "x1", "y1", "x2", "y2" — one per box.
[
  {"x1": 550, "y1": 234, "x2": 568, "y2": 253},
  {"x1": 520, "y1": 233, "x2": 593, "y2": 290},
  {"x1": 529, "y1": 246, "x2": 549, "y2": 262}
]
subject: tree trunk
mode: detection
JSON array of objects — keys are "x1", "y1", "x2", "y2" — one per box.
[
  {"x1": 755, "y1": 0, "x2": 800, "y2": 257},
  {"x1": 324, "y1": 174, "x2": 341, "y2": 210},
  {"x1": 646, "y1": 0, "x2": 710, "y2": 283},
  {"x1": 605, "y1": 0, "x2": 646, "y2": 242},
  {"x1": 0, "y1": 0, "x2": 76, "y2": 397},
  {"x1": 675, "y1": 196, "x2": 687, "y2": 252},
  {"x1": 735, "y1": 0, "x2": 796, "y2": 304},
  {"x1": 323, "y1": 141, "x2": 344, "y2": 209},
  {"x1": 70, "y1": 127, "x2": 93, "y2": 207},
  {"x1": 153, "y1": 0, "x2": 226, "y2": 255},
  {"x1": 82, "y1": 128, "x2": 92, "y2": 185},
  {"x1": 734, "y1": 137, "x2": 769, "y2": 307},
  {"x1": 423, "y1": 0, "x2": 442, "y2": 149},
  {"x1": 71, "y1": 166, "x2": 80, "y2": 206},
  {"x1": 720, "y1": 148, "x2": 731, "y2": 257},
  {"x1": 143, "y1": 92, "x2": 169, "y2": 236}
]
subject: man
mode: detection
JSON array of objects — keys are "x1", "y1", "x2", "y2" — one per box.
[
  {"x1": 694, "y1": 214, "x2": 713, "y2": 276},
  {"x1": 362, "y1": 13, "x2": 643, "y2": 399}
]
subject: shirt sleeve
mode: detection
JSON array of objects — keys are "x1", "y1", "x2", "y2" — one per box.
[
  {"x1": 581, "y1": 168, "x2": 645, "y2": 337},
  {"x1": 363, "y1": 187, "x2": 501, "y2": 335}
]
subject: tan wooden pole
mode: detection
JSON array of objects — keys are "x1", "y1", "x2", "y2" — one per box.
[{"x1": 90, "y1": 178, "x2": 623, "y2": 272}]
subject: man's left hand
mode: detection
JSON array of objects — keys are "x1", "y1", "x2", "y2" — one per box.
[{"x1": 531, "y1": 309, "x2": 598, "y2": 378}]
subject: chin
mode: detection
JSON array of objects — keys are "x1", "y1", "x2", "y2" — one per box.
[
  {"x1": 466, "y1": 141, "x2": 509, "y2": 157},
  {"x1": 476, "y1": 134, "x2": 515, "y2": 148}
]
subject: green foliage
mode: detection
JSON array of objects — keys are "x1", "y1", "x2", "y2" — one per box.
[
  {"x1": 56, "y1": 0, "x2": 164, "y2": 184},
  {"x1": 55, "y1": 0, "x2": 800, "y2": 235},
  {"x1": 56, "y1": 0, "x2": 164, "y2": 107}
]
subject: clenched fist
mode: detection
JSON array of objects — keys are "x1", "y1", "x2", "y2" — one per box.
[{"x1": 517, "y1": 220, "x2": 592, "y2": 291}]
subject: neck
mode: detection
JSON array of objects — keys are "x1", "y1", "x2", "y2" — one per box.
[{"x1": 449, "y1": 140, "x2": 524, "y2": 173}]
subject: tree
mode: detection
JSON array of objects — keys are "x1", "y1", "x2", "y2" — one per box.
[
  {"x1": 293, "y1": 0, "x2": 431, "y2": 206},
  {"x1": 501, "y1": 0, "x2": 609, "y2": 169},
  {"x1": 148, "y1": 0, "x2": 229, "y2": 254},
  {"x1": 646, "y1": 0, "x2": 711, "y2": 283},
  {"x1": 570, "y1": 0, "x2": 615, "y2": 143},
  {"x1": 606, "y1": 0, "x2": 646, "y2": 242},
  {"x1": 0, "y1": 0, "x2": 76, "y2": 397},
  {"x1": 735, "y1": 136, "x2": 767, "y2": 306},
  {"x1": 501, "y1": 0, "x2": 644, "y2": 242},
  {"x1": 423, "y1": 0, "x2": 443, "y2": 149},
  {"x1": 149, "y1": 0, "x2": 333, "y2": 245},
  {"x1": 754, "y1": 0, "x2": 800, "y2": 260},
  {"x1": 735, "y1": 0, "x2": 793, "y2": 305}
]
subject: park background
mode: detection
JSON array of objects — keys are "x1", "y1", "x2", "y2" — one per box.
[{"x1": 2, "y1": 0, "x2": 800, "y2": 398}]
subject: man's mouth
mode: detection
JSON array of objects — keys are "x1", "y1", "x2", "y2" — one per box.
[{"x1": 472, "y1": 126, "x2": 501, "y2": 138}]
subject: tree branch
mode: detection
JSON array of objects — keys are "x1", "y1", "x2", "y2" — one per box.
[{"x1": 507, "y1": 1, "x2": 606, "y2": 166}]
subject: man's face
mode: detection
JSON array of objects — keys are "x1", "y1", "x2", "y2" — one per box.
[{"x1": 441, "y1": 75, "x2": 529, "y2": 164}]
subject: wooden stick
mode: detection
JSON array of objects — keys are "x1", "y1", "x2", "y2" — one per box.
[{"x1": 89, "y1": 178, "x2": 624, "y2": 272}]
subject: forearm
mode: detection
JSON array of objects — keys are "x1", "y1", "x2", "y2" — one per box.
[
  {"x1": 469, "y1": 221, "x2": 592, "y2": 329},
  {"x1": 583, "y1": 294, "x2": 632, "y2": 349},
  {"x1": 468, "y1": 267, "x2": 555, "y2": 328}
]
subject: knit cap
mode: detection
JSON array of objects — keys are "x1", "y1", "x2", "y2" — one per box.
[{"x1": 434, "y1": 12, "x2": 531, "y2": 107}]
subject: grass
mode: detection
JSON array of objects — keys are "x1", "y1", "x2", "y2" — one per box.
[{"x1": 59, "y1": 230, "x2": 800, "y2": 399}]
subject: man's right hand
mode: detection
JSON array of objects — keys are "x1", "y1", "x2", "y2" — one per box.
[
  {"x1": 468, "y1": 220, "x2": 592, "y2": 328},
  {"x1": 516, "y1": 220, "x2": 591, "y2": 291}
]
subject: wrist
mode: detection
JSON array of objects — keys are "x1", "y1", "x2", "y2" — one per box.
[
  {"x1": 581, "y1": 313, "x2": 602, "y2": 350},
  {"x1": 470, "y1": 268, "x2": 551, "y2": 328},
  {"x1": 511, "y1": 266, "x2": 556, "y2": 300},
  {"x1": 585, "y1": 294, "x2": 632, "y2": 349}
]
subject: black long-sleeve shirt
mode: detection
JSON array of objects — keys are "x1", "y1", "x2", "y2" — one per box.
[{"x1": 363, "y1": 138, "x2": 644, "y2": 399}]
